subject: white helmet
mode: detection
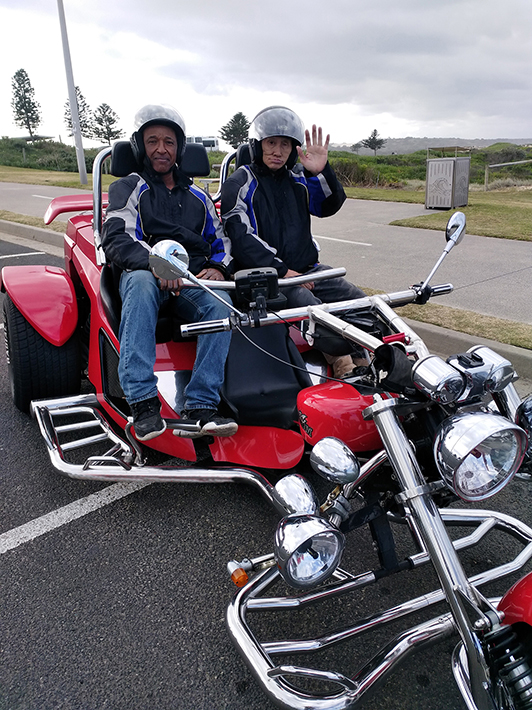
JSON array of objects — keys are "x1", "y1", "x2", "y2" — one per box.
[
  {"x1": 130, "y1": 104, "x2": 187, "y2": 165},
  {"x1": 248, "y1": 106, "x2": 305, "y2": 169}
]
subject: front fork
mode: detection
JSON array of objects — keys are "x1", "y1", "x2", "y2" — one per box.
[{"x1": 364, "y1": 395, "x2": 501, "y2": 710}]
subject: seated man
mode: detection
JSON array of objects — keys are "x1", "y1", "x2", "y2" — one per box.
[
  {"x1": 220, "y1": 105, "x2": 367, "y2": 378},
  {"x1": 102, "y1": 104, "x2": 237, "y2": 441}
]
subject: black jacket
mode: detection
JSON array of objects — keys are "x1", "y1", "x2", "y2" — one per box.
[
  {"x1": 102, "y1": 165, "x2": 232, "y2": 277},
  {"x1": 220, "y1": 161, "x2": 345, "y2": 277}
]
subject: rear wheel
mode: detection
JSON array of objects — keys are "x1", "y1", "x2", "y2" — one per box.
[{"x1": 3, "y1": 294, "x2": 81, "y2": 413}]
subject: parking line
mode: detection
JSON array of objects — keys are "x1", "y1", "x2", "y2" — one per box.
[
  {"x1": 0, "y1": 481, "x2": 152, "y2": 554},
  {"x1": 314, "y1": 235, "x2": 372, "y2": 247},
  {"x1": 0, "y1": 251, "x2": 46, "y2": 259}
]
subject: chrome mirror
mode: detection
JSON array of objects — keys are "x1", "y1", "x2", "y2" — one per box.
[
  {"x1": 445, "y1": 211, "x2": 466, "y2": 248},
  {"x1": 149, "y1": 240, "x2": 190, "y2": 280}
]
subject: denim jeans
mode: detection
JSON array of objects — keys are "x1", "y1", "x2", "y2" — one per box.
[{"x1": 118, "y1": 269, "x2": 233, "y2": 410}]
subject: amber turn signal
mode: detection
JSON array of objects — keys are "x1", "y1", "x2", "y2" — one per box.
[{"x1": 231, "y1": 568, "x2": 249, "y2": 587}]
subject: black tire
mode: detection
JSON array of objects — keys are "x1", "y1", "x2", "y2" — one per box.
[{"x1": 3, "y1": 294, "x2": 81, "y2": 413}]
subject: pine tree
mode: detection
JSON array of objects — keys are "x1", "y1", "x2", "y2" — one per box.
[
  {"x1": 64, "y1": 86, "x2": 94, "y2": 139},
  {"x1": 361, "y1": 129, "x2": 386, "y2": 156},
  {"x1": 219, "y1": 112, "x2": 250, "y2": 149},
  {"x1": 92, "y1": 103, "x2": 125, "y2": 144},
  {"x1": 11, "y1": 69, "x2": 41, "y2": 140}
]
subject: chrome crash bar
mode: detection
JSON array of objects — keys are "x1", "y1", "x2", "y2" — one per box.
[
  {"x1": 226, "y1": 507, "x2": 532, "y2": 710},
  {"x1": 30, "y1": 394, "x2": 288, "y2": 516}
]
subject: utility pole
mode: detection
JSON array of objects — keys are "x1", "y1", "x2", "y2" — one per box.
[{"x1": 57, "y1": 0, "x2": 87, "y2": 184}]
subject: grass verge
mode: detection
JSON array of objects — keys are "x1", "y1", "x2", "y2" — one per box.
[
  {"x1": 0, "y1": 210, "x2": 66, "y2": 233},
  {"x1": 361, "y1": 288, "x2": 532, "y2": 350}
]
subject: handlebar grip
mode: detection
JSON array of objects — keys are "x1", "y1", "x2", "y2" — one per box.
[{"x1": 181, "y1": 318, "x2": 232, "y2": 337}]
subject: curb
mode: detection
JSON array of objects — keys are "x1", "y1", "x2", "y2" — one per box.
[
  {"x1": 0, "y1": 219, "x2": 64, "y2": 250},
  {"x1": 1, "y1": 219, "x2": 531, "y2": 383},
  {"x1": 405, "y1": 319, "x2": 532, "y2": 382}
]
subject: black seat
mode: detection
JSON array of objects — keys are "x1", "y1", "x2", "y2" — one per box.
[{"x1": 100, "y1": 141, "x2": 212, "y2": 340}]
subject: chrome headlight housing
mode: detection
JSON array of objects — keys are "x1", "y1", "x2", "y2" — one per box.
[
  {"x1": 272, "y1": 474, "x2": 319, "y2": 515},
  {"x1": 412, "y1": 355, "x2": 465, "y2": 404},
  {"x1": 310, "y1": 437, "x2": 361, "y2": 484},
  {"x1": 434, "y1": 411, "x2": 528, "y2": 501},
  {"x1": 274, "y1": 514, "x2": 345, "y2": 589}
]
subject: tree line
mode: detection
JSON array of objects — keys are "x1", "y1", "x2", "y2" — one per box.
[
  {"x1": 11, "y1": 67, "x2": 387, "y2": 156},
  {"x1": 11, "y1": 68, "x2": 124, "y2": 145},
  {"x1": 218, "y1": 112, "x2": 387, "y2": 155}
]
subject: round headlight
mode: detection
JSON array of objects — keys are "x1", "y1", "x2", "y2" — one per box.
[
  {"x1": 434, "y1": 411, "x2": 528, "y2": 501},
  {"x1": 274, "y1": 514, "x2": 345, "y2": 589}
]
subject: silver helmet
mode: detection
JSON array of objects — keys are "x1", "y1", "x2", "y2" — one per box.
[
  {"x1": 130, "y1": 104, "x2": 187, "y2": 165},
  {"x1": 248, "y1": 106, "x2": 305, "y2": 169}
]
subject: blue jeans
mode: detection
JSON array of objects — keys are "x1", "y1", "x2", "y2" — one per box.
[{"x1": 118, "y1": 269, "x2": 233, "y2": 410}]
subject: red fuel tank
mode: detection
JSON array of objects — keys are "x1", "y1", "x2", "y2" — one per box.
[{"x1": 297, "y1": 381, "x2": 383, "y2": 453}]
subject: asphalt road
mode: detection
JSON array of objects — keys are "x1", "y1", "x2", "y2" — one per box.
[{"x1": 2, "y1": 238, "x2": 532, "y2": 710}]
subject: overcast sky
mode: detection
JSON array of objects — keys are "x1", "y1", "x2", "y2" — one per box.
[{"x1": 1, "y1": 0, "x2": 531, "y2": 149}]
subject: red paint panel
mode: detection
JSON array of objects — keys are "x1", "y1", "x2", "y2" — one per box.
[
  {"x1": 2, "y1": 265, "x2": 78, "y2": 346},
  {"x1": 209, "y1": 426, "x2": 304, "y2": 469},
  {"x1": 297, "y1": 381, "x2": 382, "y2": 452},
  {"x1": 44, "y1": 194, "x2": 108, "y2": 224},
  {"x1": 499, "y1": 571, "x2": 532, "y2": 625}
]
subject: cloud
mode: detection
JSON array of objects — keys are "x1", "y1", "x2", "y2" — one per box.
[{"x1": 1, "y1": 0, "x2": 532, "y2": 144}]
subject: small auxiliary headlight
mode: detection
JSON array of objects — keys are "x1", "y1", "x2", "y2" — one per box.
[
  {"x1": 272, "y1": 474, "x2": 319, "y2": 515},
  {"x1": 434, "y1": 411, "x2": 527, "y2": 501},
  {"x1": 274, "y1": 514, "x2": 345, "y2": 589},
  {"x1": 310, "y1": 437, "x2": 361, "y2": 484},
  {"x1": 412, "y1": 355, "x2": 465, "y2": 404},
  {"x1": 467, "y1": 346, "x2": 516, "y2": 393}
]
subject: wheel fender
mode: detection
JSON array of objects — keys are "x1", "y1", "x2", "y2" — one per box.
[
  {"x1": 498, "y1": 571, "x2": 532, "y2": 625},
  {"x1": 1, "y1": 265, "x2": 78, "y2": 347}
]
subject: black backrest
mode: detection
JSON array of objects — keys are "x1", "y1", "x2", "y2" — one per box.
[
  {"x1": 109, "y1": 140, "x2": 210, "y2": 178},
  {"x1": 235, "y1": 143, "x2": 251, "y2": 169},
  {"x1": 181, "y1": 142, "x2": 211, "y2": 177},
  {"x1": 110, "y1": 141, "x2": 139, "y2": 177}
]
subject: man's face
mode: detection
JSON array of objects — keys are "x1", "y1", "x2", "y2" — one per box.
[
  {"x1": 261, "y1": 136, "x2": 293, "y2": 171},
  {"x1": 143, "y1": 124, "x2": 178, "y2": 173}
]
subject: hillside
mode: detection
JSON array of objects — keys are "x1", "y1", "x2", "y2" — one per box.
[{"x1": 334, "y1": 137, "x2": 532, "y2": 156}]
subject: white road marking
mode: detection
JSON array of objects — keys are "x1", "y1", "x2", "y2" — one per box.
[
  {"x1": 0, "y1": 481, "x2": 152, "y2": 554},
  {"x1": 314, "y1": 235, "x2": 372, "y2": 247},
  {"x1": 32, "y1": 194, "x2": 53, "y2": 200},
  {"x1": 0, "y1": 251, "x2": 46, "y2": 259}
]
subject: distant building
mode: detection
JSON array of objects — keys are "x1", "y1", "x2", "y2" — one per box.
[{"x1": 186, "y1": 135, "x2": 219, "y2": 151}]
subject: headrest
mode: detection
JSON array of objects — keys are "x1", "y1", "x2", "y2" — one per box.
[
  {"x1": 109, "y1": 140, "x2": 211, "y2": 178},
  {"x1": 235, "y1": 143, "x2": 251, "y2": 169},
  {"x1": 110, "y1": 141, "x2": 139, "y2": 177},
  {"x1": 180, "y1": 142, "x2": 210, "y2": 177}
]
